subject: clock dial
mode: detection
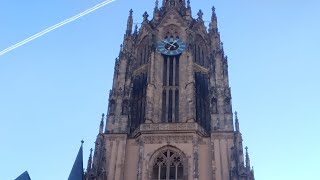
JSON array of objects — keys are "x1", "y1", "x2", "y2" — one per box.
[{"x1": 157, "y1": 38, "x2": 186, "y2": 56}]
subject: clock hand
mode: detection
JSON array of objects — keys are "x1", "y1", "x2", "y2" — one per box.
[
  {"x1": 168, "y1": 40, "x2": 177, "y2": 49},
  {"x1": 163, "y1": 40, "x2": 176, "y2": 48},
  {"x1": 164, "y1": 40, "x2": 177, "y2": 48}
]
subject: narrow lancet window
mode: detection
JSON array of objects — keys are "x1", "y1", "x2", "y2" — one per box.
[
  {"x1": 162, "y1": 55, "x2": 180, "y2": 123},
  {"x1": 130, "y1": 73, "x2": 147, "y2": 132},
  {"x1": 195, "y1": 72, "x2": 210, "y2": 132}
]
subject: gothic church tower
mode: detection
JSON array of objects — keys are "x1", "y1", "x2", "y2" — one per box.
[{"x1": 85, "y1": 1, "x2": 255, "y2": 179}]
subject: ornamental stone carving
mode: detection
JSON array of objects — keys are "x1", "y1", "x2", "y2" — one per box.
[{"x1": 140, "y1": 135, "x2": 194, "y2": 144}]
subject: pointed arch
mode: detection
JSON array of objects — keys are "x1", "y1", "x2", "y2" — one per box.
[
  {"x1": 193, "y1": 35, "x2": 209, "y2": 67},
  {"x1": 157, "y1": 8, "x2": 188, "y2": 30},
  {"x1": 108, "y1": 99, "x2": 116, "y2": 115},
  {"x1": 195, "y1": 72, "x2": 211, "y2": 132},
  {"x1": 149, "y1": 145, "x2": 188, "y2": 180},
  {"x1": 162, "y1": 24, "x2": 182, "y2": 39},
  {"x1": 136, "y1": 36, "x2": 151, "y2": 67},
  {"x1": 129, "y1": 73, "x2": 148, "y2": 132}
]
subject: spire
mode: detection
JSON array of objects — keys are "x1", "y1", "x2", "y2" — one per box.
[
  {"x1": 15, "y1": 171, "x2": 31, "y2": 180},
  {"x1": 126, "y1": 9, "x2": 133, "y2": 36},
  {"x1": 235, "y1": 111, "x2": 240, "y2": 132},
  {"x1": 153, "y1": 0, "x2": 160, "y2": 23},
  {"x1": 185, "y1": 0, "x2": 192, "y2": 20},
  {"x1": 68, "y1": 141, "x2": 84, "y2": 180},
  {"x1": 86, "y1": 148, "x2": 93, "y2": 172},
  {"x1": 212, "y1": 6, "x2": 216, "y2": 17},
  {"x1": 245, "y1": 146, "x2": 251, "y2": 170},
  {"x1": 210, "y1": 6, "x2": 218, "y2": 30},
  {"x1": 99, "y1": 113, "x2": 105, "y2": 134},
  {"x1": 251, "y1": 167, "x2": 255, "y2": 179}
]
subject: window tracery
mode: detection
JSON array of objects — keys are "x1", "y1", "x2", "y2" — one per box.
[
  {"x1": 137, "y1": 37, "x2": 150, "y2": 67},
  {"x1": 193, "y1": 35, "x2": 209, "y2": 67},
  {"x1": 151, "y1": 148, "x2": 185, "y2": 180},
  {"x1": 163, "y1": 25, "x2": 181, "y2": 39}
]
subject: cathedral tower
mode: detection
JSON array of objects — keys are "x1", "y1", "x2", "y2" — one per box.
[{"x1": 85, "y1": 1, "x2": 255, "y2": 180}]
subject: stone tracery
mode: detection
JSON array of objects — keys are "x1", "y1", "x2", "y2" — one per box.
[{"x1": 150, "y1": 146, "x2": 187, "y2": 180}]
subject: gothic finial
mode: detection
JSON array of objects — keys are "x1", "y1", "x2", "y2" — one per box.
[
  {"x1": 120, "y1": 44, "x2": 123, "y2": 51},
  {"x1": 134, "y1": 24, "x2": 138, "y2": 35},
  {"x1": 99, "y1": 113, "x2": 105, "y2": 134},
  {"x1": 187, "y1": 0, "x2": 190, "y2": 7},
  {"x1": 235, "y1": 111, "x2": 240, "y2": 132},
  {"x1": 143, "y1": 11, "x2": 149, "y2": 22},
  {"x1": 245, "y1": 146, "x2": 251, "y2": 170},
  {"x1": 115, "y1": 58, "x2": 119, "y2": 66},
  {"x1": 126, "y1": 9, "x2": 133, "y2": 35},
  {"x1": 197, "y1": 10, "x2": 203, "y2": 20},
  {"x1": 81, "y1": 140, "x2": 84, "y2": 145},
  {"x1": 86, "y1": 148, "x2": 93, "y2": 172},
  {"x1": 220, "y1": 42, "x2": 224, "y2": 50},
  {"x1": 210, "y1": 6, "x2": 218, "y2": 31},
  {"x1": 155, "y1": 0, "x2": 159, "y2": 9}
]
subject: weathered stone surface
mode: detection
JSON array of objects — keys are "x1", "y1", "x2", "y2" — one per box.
[{"x1": 85, "y1": 1, "x2": 255, "y2": 180}]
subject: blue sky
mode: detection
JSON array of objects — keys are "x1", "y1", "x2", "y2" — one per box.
[{"x1": 1, "y1": 0, "x2": 320, "y2": 179}]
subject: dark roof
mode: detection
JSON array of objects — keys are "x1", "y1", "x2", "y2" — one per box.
[
  {"x1": 68, "y1": 144, "x2": 84, "y2": 180},
  {"x1": 15, "y1": 171, "x2": 31, "y2": 180}
]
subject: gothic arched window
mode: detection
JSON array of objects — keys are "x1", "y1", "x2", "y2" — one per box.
[
  {"x1": 130, "y1": 73, "x2": 147, "y2": 132},
  {"x1": 121, "y1": 99, "x2": 129, "y2": 115},
  {"x1": 137, "y1": 37, "x2": 150, "y2": 67},
  {"x1": 108, "y1": 99, "x2": 116, "y2": 115},
  {"x1": 152, "y1": 149, "x2": 184, "y2": 180},
  {"x1": 193, "y1": 35, "x2": 209, "y2": 67},
  {"x1": 195, "y1": 72, "x2": 211, "y2": 132}
]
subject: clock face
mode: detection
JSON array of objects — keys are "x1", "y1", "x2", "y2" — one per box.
[{"x1": 157, "y1": 37, "x2": 186, "y2": 56}]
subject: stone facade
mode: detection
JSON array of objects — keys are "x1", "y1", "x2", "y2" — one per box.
[{"x1": 85, "y1": 1, "x2": 255, "y2": 180}]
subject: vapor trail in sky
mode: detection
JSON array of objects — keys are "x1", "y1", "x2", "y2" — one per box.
[{"x1": 0, "y1": 0, "x2": 116, "y2": 56}]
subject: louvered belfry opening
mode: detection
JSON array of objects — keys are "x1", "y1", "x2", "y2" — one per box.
[
  {"x1": 193, "y1": 35, "x2": 209, "y2": 68},
  {"x1": 162, "y1": 55, "x2": 180, "y2": 123},
  {"x1": 195, "y1": 72, "x2": 211, "y2": 132},
  {"x1": 130, "y1": 73, "x2": 148, "y2": 132}
]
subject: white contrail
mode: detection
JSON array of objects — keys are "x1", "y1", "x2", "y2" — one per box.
[{"x1": 0, "y1": 0, "x2": 116, "y2": 56}]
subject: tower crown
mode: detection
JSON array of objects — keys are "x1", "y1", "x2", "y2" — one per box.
[{"x1": 86, "y1": 2, "x2": 255, "y2": 180}]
